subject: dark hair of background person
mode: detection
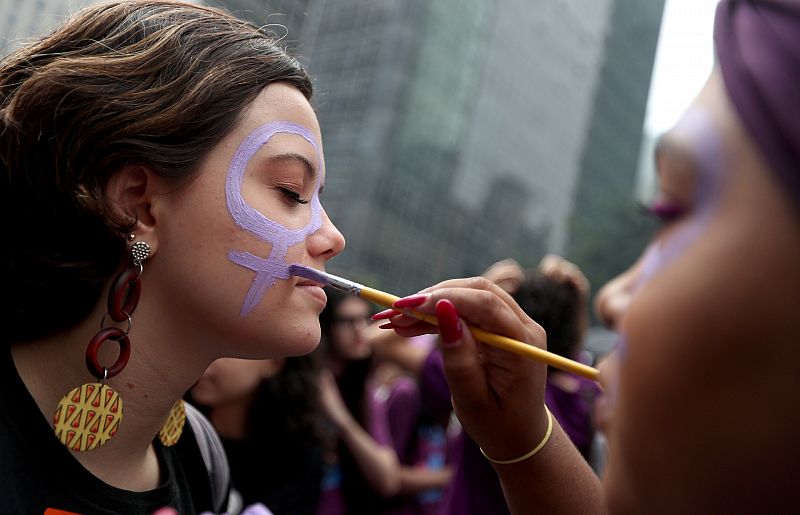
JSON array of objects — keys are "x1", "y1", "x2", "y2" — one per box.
[
  {"x1": 0, "y1": 0, "x2": 312, "y2": 343},
  {"x1": 251, "y1": 354, "x2": 324, "y2": 443},
  {"x1": 187, "y1": 355, "x2": 326, "y2": 513},
  {"x1": 318, "y1": 287, "x2": 382, "y2": 514},
  {"x1": 240, "y1": 354, "x2": 327, "y2": 513},
  {"x1": 513, "y1": 272, "x2": 582, "y2": 364}
]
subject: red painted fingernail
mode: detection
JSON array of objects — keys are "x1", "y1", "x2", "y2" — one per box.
[
  {"x1": 372, "y1": 309, "x2": 400, "y2": 321},
  {"x1": 378, "y1": 322, "x2": 396, "y2": 330},
  {"x1": 393, "y1": 294, "x2": 429, "y2": 309},
  {"x1": 435, "y1": 299, "x2": 462, "y2": 345}
]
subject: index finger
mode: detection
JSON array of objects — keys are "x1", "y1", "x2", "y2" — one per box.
[{"x1": 400, "y1": 277, "x2": 545, "y2": 349}]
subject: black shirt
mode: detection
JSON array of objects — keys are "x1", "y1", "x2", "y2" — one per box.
[
  {"x1": 0, "y1": 345, "x2": 217, "y2": 514},
  {"x1": 222, "y1": 433, "x2": 322, "y2": 515}
]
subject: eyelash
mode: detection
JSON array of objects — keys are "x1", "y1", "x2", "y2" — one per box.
[
  {"x1": 638, "y1": 201, "x2": 686, "y2": 224},
  {"x1": 278, "y1": 187, "x2": 309, "y2": 205}
]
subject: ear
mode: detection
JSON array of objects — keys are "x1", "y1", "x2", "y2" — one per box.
[{"x1": 105, "y1": 165, "x2": 162, "y2": 256}]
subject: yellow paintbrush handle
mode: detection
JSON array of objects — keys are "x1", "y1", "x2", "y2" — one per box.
[{"x1": 359, "y1": 286, "x2": 600, "y2": 381}]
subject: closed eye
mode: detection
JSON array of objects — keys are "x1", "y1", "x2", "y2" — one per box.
[
  {"x1": 278, "y1": 187, "x2": 309, "y2": 205},
  {"x1": 640, "y1": 201, "x2": 686, "y2": 223}
]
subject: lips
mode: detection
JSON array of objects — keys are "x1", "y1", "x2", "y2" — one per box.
[
  {"x1": 295, "y1": 273, "x2": 327, "y2": 305},
  {"x1": 295, "y1": 277, "x2": 325, "y2": 288}
]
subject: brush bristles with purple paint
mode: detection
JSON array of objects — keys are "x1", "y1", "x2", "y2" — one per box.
[{"x1": 289, "y1": 264, "x2": 599, "y2": 381}]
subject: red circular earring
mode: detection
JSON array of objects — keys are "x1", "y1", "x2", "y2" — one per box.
[{"x1": 52, "y1": 237, "x2": 148, "y2": 451}]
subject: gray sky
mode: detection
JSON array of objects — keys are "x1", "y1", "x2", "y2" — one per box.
[{"x1": 645, "y1": 0, "x2": 718, "y2": 134}]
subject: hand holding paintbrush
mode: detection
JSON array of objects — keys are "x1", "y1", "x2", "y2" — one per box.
[{"x1": 289, "y1": 265, "x2": 599, "y2": 381}]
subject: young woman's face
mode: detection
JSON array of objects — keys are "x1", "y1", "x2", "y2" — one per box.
[
  {"x1": 146, "y1": 83, "x2": 345, "y2": 360},
  {"x1": 190, "y1": 357, "x2": 281, "y2": 408},
  {"x1": 329, "y1": 297, "x2": 373, "y2": 361},
  {"x1": 596, "y1": 70, "x2": 800, "y2": 511}
]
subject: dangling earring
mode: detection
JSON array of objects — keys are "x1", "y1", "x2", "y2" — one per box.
[
  {"x1": 158, "y1": 399, "x2": 186, "y2": 447},
  {"x1": 52, "y1": 237, "x2": 150, "y2": 451}
]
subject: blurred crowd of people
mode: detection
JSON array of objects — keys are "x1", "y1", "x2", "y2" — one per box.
[{"x1": 189, "y1": 255, "x2": 602, "y2": 515}]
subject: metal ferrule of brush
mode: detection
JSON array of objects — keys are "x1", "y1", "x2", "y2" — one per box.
[{"x1": 327, "y1": 275, "x2": 364, "y2": 296}]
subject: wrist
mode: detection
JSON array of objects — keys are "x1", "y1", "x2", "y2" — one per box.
[{"x1": 479, "y1": 405, "x2": 553, "y2": 465}]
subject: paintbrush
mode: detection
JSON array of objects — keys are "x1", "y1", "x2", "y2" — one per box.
[{"x1": 289, "y1": 264, "x2": 599, "y2": 381}]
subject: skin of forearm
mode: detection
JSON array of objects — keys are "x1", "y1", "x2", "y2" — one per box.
[
  {"x1": 398, "y1": 466, "x2": 454, "y2": 495},
  {"x1": 337, "y1": 415, "x2": 402, "y2": 497}
]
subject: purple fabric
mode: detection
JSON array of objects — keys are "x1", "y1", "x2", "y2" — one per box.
[
  {"x1": 317, "y1": 376, "x2": 448, "y2": 515},
  {"x1": 715, "y1": 0, "x2": 800, "y2": 209},
  {"x1": 418, "y1": 349, "x2": 453, "y2": 419},
  {"x1": 380, "y1": 376, "x2": 421, "y2": 462},
  {"x1": 374, "y1": 378, "x2": 421, "y2": 515},
  {"x1": 370, "y1": 376, "x2": 450, "y2": 515},
  {"x1": 544, "y1": 374, "x2": 601, "y2": 458},
  {"x1": 420, "y1": 349, "x2": 510, "y2": 515}
]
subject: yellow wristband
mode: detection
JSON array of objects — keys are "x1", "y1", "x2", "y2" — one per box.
[{"x1": 479, "y1": 406, "x2": 553, "y2": 465}]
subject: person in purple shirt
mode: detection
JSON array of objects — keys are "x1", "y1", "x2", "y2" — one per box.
[
  {"x1": 316, "y1": 289, "x2": 453, "y2": 515},
  {"x1": 372, "y1": 336, "x2": 453, "y2": 515}
]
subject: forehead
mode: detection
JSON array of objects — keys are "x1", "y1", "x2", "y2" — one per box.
[
  {"x1": 654, "y1": 106, "x2": 727, "y2": 199},
  {"x1": 233, "y1": 83, "x2": 322, "y2": 159},
  {"x1": 654, "y1": 133, "x2": 698, "y2": 195}
]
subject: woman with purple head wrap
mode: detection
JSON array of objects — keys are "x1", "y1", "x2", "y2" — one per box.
[{"x1": 379, "y1": 1, "x2": 800, "y2": 512}]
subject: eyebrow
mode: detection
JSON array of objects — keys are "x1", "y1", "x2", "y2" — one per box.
[{"x1": 266, "y1": 153, "x2": 317, "y2": 181}]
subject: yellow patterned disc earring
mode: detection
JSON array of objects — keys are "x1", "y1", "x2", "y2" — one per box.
[
  {"x1": 158, "y1": 399, "x2": 186, "y2": 447},
  {"x1": 54, "y1": 380, "x2": 123, "y2": 451}
]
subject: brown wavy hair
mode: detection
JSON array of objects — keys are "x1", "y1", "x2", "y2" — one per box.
[{"x1": 0, "y1": 0, "x2": 312, "y2": 343}]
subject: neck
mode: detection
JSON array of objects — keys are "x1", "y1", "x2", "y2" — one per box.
[{"x1": 11, "y1": 300, "x2": 213, "y2": 491}]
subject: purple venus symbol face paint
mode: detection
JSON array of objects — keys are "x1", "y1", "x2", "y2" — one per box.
[{"x1": 225, "y1": 121, "x2": 323, "y2": 316}]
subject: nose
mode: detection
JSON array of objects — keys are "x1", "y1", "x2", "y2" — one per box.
[
  {"x1": 594, "y1": 252, "x2": 648, "y2": 331},
  {"x1": 307, "y1": 208, "x2": 345, "y2": 261}
]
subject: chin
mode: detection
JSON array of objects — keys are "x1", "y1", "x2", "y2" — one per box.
[
  {"x1": 271, "y1": 326, "x2": 322, "y2": 358},
  {"x1": 295, "y1": 331, "x2": 323, "y2": 356}
]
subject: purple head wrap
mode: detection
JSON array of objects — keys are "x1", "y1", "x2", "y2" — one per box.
[{"x1": 714, "y1": 0, "x2": 800, "y2": 207}]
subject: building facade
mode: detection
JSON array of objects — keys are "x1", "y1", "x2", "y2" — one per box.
[
  {"x1": 0, "y1": 0, "x2": 90, "y2": 56},
  {"x1": 567, "y1": 0, "x2": 666, "y2": 296},
  {"x1": 192, "y1": 0, "x2": 665, "y2": 295}
]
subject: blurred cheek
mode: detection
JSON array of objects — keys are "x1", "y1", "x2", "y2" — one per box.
[{"x1": 190, "y1": 381, "x2": 219, "y2": 406}]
